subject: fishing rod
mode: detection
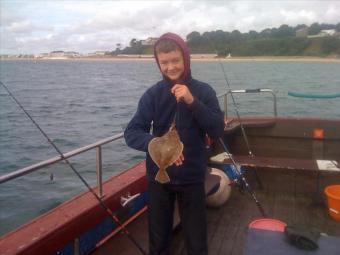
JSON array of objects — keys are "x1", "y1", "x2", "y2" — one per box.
[
  {"x1": 207, "y1": 38, "x2": 264, "y2": 190},
  {"x1": 218, "y1": 137, "x2": 266, "y2": 217},
  {"x1": 0, "y1": 81, "x2": 147, "y2": 255},
  {"x1": 203, "y1": 36, "x2": 266, "y2": 217}
]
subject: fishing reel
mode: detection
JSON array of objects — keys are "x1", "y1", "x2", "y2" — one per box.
[{"x1": 224, "y1": 164, "x2": 247, "y2": 193}]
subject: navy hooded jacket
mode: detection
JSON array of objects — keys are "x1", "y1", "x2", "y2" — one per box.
[{"x1": 124, "y1": 33, "x2": 224, "y2": 184}]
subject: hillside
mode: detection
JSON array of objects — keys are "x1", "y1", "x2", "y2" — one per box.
[{"x1": 115, "y1": 22, "x2": 340, "y2": 57}]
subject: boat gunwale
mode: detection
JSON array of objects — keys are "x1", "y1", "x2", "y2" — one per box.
[{"x1": 0, "y1": 161, "x2": 147, "y2": 255}]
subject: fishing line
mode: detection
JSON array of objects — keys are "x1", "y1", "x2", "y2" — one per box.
[
  {"x1": 206, "y1": 37, "x2": 264, "y2": 189},
  {"x1": 0, "y1": 81, "x2": 147, "y2": 255},
  {"x1": 202, "y1": 36, "x2": 266, "y2": 217},
  {"x1": 175, "y1": 101, "x2": 183, "y2": 129}
]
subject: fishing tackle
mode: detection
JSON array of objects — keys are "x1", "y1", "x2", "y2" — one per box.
[
  {"x1": 218, "y1": 138, "x2": 267, "y2": 217},
  {"x1": 0, "y1": 81, "x2": 147, "y2": 255},
  {"x1": 215, "y1": 56, "x2": 264, "y2": 190},
  {"x1": 205, "y1": 37, "x2": 266, "y2": 216}
]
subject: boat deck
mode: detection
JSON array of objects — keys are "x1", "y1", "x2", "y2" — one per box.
[
  {"x1": 172, "y1": 185, "x2": 340, "y2": 254},
  {"x1": 92, "y1": 169, "x2": 340, "y2": 255}
]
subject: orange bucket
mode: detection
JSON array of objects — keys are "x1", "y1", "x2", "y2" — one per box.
[
  {"x1": 324, "y1": 185, "x2": 340, "y2": 221},
  {"x1": 249, "y1": 218, "x2": 287, "y2": 232}
]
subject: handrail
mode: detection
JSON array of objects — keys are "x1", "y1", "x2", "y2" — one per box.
[
  {"x1": 0, "y1": 132, "x2": 124, "y2": 192},
  {"x1": 217, "y1": 88, "x2": 277, "y2": 120},
  {"x1": 1, "y1": 89, "x2": 275, "y2": 185}
]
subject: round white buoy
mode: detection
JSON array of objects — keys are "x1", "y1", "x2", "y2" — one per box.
[{"x1": 206, "y1": 168, "x2": 232, "y2": 207}]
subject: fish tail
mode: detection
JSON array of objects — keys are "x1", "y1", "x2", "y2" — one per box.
[{"x1": 155, "y1": 168, "x2": 170, "y2": 184}]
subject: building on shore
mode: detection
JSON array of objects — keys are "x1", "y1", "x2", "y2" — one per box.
[
  {"x1": 296, "y1": 27, "x2": 309, "y2": 38},
  {"x1": 191, "y1": 54, "x2": 218, "y2": 59},
  {"x1": 50, "y1": 51, "x2": 66, "y2": 58},
  {"x1": 35, "y1": 53, "x2": 50, "y2": 58},
  {"x1": 86, "y1": 51, "x2": 111, "y2": 57},
  {"x1": 141, "y1": 37, "x2": 158, "y2": 46},
  {"x1": 64, "y1": 51, "x2": 81, "y2": 58},
  {"x1": 308, "y1": 29, "x2": 338, "y2": 38},
  {"x1": 116, "y1": 54, "x2": 154, "y2": 58}
]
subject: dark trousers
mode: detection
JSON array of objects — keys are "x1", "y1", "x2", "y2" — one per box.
[{"x1": 147, "y1": 181, "x2": 208, "y2": 255}]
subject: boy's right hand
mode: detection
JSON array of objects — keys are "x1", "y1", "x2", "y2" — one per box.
[{"x1": 171, "y1": 84, "x2": 194, "y2": 105}]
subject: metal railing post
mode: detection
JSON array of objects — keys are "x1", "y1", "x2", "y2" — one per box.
[
  {"x1": 218, "y1": 89, "x2": 277, "y2": 119},
  {"x1": 96, "y1": 146, "x2": 103, "y2": 198},
  {"x1": 0, "y1": 132, "x2": 124, "y2": 184},
  {"x1": 224, "y1": 93, "x2": 228, "y2": 120}
]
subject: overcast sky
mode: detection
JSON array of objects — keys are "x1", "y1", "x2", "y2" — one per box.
[{"x1": 1, "y1": 0, "x2": 340, "y2": 54}]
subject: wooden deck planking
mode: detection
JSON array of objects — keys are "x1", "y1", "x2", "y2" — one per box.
[
  {"x1": 91, "y1": 213, "x2": 149, "y2": 255},
  {"x1": 172, "y1": 176, "x2": 340, "y2": 255},
  {"x1": 223, "y1": 193, "x2": 257, "y2": 254},
  {"x1": 208, "y1": 193, "x2": 243, "y2": 254}
]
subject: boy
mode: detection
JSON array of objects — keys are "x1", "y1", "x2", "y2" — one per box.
[{"x1": 124, "y1": 32, "x2": 224, "y2": 255}]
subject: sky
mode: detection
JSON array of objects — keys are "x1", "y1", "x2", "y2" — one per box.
[{"x1": 1, "y1": 0, "x2": 340, "y2": 55}]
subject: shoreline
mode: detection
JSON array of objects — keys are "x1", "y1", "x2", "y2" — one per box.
[{"x1": 1, "y1": 56, "x2": 340, "y2": 63}]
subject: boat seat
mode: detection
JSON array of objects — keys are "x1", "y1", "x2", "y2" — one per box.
[
  {"x1": 210, "y1": 154, "x2": 340, "y2": 173},
  {"x1": 224, "y1": 118, "x2": 276, "y2": 134}
]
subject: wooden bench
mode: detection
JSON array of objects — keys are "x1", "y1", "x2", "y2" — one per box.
[
  {"x1": 210, "y1": 153, "x2": 340, "y2": 173},
  {"x1": 224, "y1": 118, "x2": 276, "y2": 134}
]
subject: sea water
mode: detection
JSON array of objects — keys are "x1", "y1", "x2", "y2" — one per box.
[{"x1": 1, "y1": 59, "x2": 339, "y2": 235}]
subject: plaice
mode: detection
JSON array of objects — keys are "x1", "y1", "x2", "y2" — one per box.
[{"x1": 148, "y1": 123, "x2": 183, "y2": 183}]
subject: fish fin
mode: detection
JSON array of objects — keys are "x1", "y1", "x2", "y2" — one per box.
[
  {"x1": 148, "y1": 138, "x2": 161, "y2": 167},
  {"x1": 155, "y1": 168, "x2": 170, "y2": 184}
]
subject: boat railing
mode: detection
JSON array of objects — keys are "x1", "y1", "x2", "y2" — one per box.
[
  {"x1": 0, "y1": 132, "x2": 124, "y2": 197},
  {"x1": 1, "y1": 88, "x2": 276, "y2": 192},
  {"x1": 217, "y1": 88, "x2": 277, "y2": 120}
]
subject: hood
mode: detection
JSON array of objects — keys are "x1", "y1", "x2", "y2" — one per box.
[{"x1": 153, "y1": 32, "x2": 191, "y2": 83}]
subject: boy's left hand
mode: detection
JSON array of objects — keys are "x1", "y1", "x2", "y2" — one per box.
[{"x1": 171, "y1": 84, "x2": 194, "y2": 105}]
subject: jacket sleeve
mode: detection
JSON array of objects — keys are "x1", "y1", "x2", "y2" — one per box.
[
  {"x1": 190, "y1": 86, "x2": 224, "y2": 138},
  {"x1": 124, "y1": 90, "x2": 155, "y2": 152}
]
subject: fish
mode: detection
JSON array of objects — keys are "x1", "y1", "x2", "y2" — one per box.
[{"x1": 148, "y1": 123, "x2": 184, "y2": 183}]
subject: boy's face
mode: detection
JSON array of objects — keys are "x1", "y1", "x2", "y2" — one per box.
[{"x1": 157, "y1": 49, "x2": 185, "y2": 83}]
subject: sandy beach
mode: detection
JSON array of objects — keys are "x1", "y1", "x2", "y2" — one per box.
[{"x1": 2, "y1": 56, "x2": 340, "y2": 63}]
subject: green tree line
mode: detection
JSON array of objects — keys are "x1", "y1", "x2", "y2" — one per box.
[{"x1": 113, "y1": 22, "x2": 340, "y2": 57}]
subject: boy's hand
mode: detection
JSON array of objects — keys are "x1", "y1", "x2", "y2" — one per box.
[
  {"x1": 173, "y1": 153, "x2": 185, "y2": 166},
  {"x1": 171, "y1": 84, "x2": 194, "y2": 105}
]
